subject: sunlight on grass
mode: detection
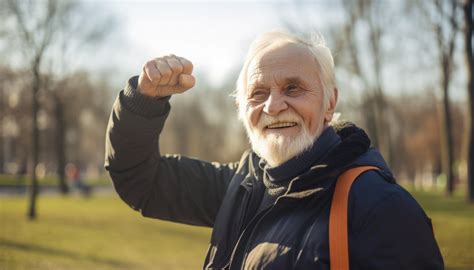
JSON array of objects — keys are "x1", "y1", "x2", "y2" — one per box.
[
  {"x1": 0, "y1": 196, "x2": 211, "y2": 270},
  {"x1": 0, "y1": 189, "x2": 473, "y2": 269},
  {"x1": 406, "y1": 189, "x2": 474, "y2": 269}
]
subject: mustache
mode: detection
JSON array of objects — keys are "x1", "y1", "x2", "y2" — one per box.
[{"x1": 256, "y1": 112, "x2": 303, "y2": 130}]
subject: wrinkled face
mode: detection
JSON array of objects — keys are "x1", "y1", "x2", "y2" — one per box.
[{"x1": 241, "y1": 42, "x2": 336, "y2": 166}]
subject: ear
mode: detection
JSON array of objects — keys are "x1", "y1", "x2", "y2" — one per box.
[
  {"x1": 324, "y1": 87, "x2": 338, "y2": 123},
  {"x1": 235, "y1": 93, "x2": 248, "y2": 122}
]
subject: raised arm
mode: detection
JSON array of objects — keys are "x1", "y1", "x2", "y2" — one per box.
[{"x1": 105, "y1": 55, "x2": 238, "y2": 227}]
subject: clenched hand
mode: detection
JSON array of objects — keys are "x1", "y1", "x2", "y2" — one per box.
[{"x1": 138, "y1": 55, "x2": 195, "y2": 97}]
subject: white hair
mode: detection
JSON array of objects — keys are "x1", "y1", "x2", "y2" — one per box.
[{"x1": 235, "y1": 30, "x2": 337, "y2": 121}]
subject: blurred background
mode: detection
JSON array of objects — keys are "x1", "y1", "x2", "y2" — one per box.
[{"x1": 0, "y1": 0, "x2": 473, "y2": 269}]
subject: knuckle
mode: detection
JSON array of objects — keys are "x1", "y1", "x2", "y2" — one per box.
[
  {"x1": 179, "y1": 59, "x2": 193, "y2": 73},
  {"x1": 171, "y1": 62, "x2": 183, "y2": 73},
  {"x1": 185, "y1": 61, "x2": 193, "y2": 69},
  {"x1": 154, "y1": 58, "x2": 165, "y2": 67},
  {"x1": 143, "y1": 62, "x2": 151, "y2": 70},
  {"x1": 181, "y1": 57, "x2": 191, "y2": 63},
  {"x1": 161, "y1": 69, "x2": 172, "y2": 77},
  {"x1": 180, "y1": 58, "x2": 189, "y2": 65}
]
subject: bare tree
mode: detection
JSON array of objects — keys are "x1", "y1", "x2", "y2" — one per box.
[
  {"x1": 160, "y1": 74, "x2": 247, "y2": 163},
  {"x1": 281, "y1": 0, "x2": 395, "y2": 164},
  {"x1": 464, "y1": 0, "x2": 474, "y2": 202},
  {"x1": 3, "y1": 0, "x2": 62, "y2": 219},
  {"x1": 2, "y1": 0, "x2": 113, "y2": 219},
  {"x1": 416, "y1": 0, "x2": 461, "y2": 196},
  {"x1": 43, "y1": 4, "x2": 113, "y2": 195},
  {"x1": 335, "y1": 0, "x2": 394, "y2": 165}
]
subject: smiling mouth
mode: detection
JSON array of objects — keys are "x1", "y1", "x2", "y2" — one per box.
[{"x1": 266, "y1": 122, "x2": 298, "y2": 129}]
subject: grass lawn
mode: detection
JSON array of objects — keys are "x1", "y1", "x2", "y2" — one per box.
[
  {"x1": 0, "y1": 188, "x2": 473, "y2": 269},
  {"x1": 406, "y1": 188, "x2": 474, "y2": 269},
  {"x1": 0, "y1": 195, "x2": 211, "y2": 270}
]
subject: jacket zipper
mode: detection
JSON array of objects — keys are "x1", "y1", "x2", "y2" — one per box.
[
  {"x1": 227, "y1": 203, "x2": 276, "y2": 269},
  {"x1": 227, "y1": 176, "x2": 304, "y2": 269},
  {"x1": 227, "y1": 176, "x2": 327, "y2": 269},
  {"x1": 228, "y1": 186, "x2": 298, "y2": 270},
  {"x1": 237, "y1": 203, "x2": 286, "y2": 269},
  {"x1": 217, "y1": 183, "x2": 253, "y2": 269}
]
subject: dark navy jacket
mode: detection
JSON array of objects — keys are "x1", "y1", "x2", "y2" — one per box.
[
  {"x1": 105, "y1": 78, "x2": 444, "y2": 269},
  {"x1": 203, "y1": 137, "x2": 443, "y2": 269}
]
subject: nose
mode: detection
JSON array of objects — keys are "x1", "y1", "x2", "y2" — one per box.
[{"x1": 263, "y1": 91, "x2": 288, "y2": 116}]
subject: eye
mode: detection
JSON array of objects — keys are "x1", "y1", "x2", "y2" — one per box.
[
  {"x1": 248, "y1": 89, "x2": 269, "y2": 102},
  {"x1": 285, "y1": 84, "x2": 303, "y2": 96},
  {"x1": 286, "y1": 84, "x2": 298, "y2": 90}
]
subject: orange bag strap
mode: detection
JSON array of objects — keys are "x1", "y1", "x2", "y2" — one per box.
[{"x1": 329, "y1": 166, "x2": 379, "y2": 270}]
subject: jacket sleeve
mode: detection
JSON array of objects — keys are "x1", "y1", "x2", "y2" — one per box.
[
  {"x1": 351, "y1": 187, "x2": 444, "y2": 269},
  {"x1": 104, "y1": 76, "x2": 238, "y2": 227}
]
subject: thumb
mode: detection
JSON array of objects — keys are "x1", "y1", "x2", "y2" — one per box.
[{"x1": 178, "y1": 74, "x2": 196, "y2": 90}]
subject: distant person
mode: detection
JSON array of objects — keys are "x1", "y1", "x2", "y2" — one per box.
[
  {"x1": 105, "y1": 31, "x2": 443, "y2": 269},
  {"x1": 66, "y1": 163, "x2": 91, "y2": 197}
]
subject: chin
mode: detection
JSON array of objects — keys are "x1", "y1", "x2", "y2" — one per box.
[{"x1": 248, "y1": 126, "x2": 317, "y2": 167}]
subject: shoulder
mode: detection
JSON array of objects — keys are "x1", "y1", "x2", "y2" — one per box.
[
  {"x1": 347, "y1": 169, "x2": 430, "y2": 233},
  {"x1": 349, "y1": 169, "x2": 405, "y2": 212},
  {"x1": 344, "y1": 170, "x2": 444, "y2": 268},
  {"x1": 224, "y1": 149, "x2": 254, "y2": 189}
]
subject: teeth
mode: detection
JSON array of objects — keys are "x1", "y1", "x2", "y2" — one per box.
[{"x1": 266, "y1": 122, "x2": 297, "y2": 129}]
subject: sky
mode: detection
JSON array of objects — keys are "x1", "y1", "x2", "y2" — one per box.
[
  {"x1": 56, "y1": 0, "x2": 465, "y2": 99},
  {"x1": 82, "y1": 0, "x2": 338, "y2": 88}
]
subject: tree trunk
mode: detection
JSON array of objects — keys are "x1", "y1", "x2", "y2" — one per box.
[
  {"x1": 374, "y1": 90, "x2": 392, "y2": 166},
  {"x1": 441, "y1": 64, "x2": 455, "y2": 196},
  {"x1": 0, "y1": 79, "x2": 4, "y2": 174},
  {"x1": 465, "y1": 0, "x2": 474, "y2": 203},
  {"x1": 361, "y1": 93, "x2": 380, "y2": 150},
  {"x1": 368, "y1": 98, "x2": 380, "y2": 149},
  {"x1": 28, "y1": 61, "x2": 40, "y2": 220},
  {"x1": 54, "y1": 94, "x2": 69, "y2": 194}
]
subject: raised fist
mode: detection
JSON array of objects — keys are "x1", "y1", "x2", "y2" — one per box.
[{"x1": 138, "y1": 55, "x2": 195, "y2": 97}]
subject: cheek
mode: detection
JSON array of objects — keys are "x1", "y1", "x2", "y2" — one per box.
[
  {"x1": 295, "y1": 102, "x2": 325, "y2": 133},
  {"x1": 247, "y1": 104, "x2": 262, "y2": 127}
]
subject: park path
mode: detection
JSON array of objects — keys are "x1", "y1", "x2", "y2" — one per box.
[{"x1": 0, "y1": 185, "x2": 115, "y2": 197}]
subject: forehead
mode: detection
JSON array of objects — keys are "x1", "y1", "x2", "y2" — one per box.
[{"x1": 246, "y1": 42, "x2": 319, "y2": 85}]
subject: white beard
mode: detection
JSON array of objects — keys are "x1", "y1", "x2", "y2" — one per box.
[{"x1": 243, "y1": 111, "x2": 325, "y2": 167}]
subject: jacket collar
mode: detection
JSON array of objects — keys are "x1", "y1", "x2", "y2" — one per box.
[
  {"x1": 262, "y1": 126, "x2": 341, "y2": 184},
  {"x1": 242, "y1": 122, "x2": 388, "y2": 199}
]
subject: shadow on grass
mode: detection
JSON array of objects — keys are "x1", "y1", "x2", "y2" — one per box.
[
  {"x1": 0, "y1": 238, "x2": 136, "y2": 268},
  {"x1": 39, "y1": 215, "x2": 210, "y2": 244}
]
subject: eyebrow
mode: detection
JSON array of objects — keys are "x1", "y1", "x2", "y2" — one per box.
[
  {"x1": 247, "y1": 76, "x2": 307, "y2": 96},
  {"x1": 249, "y1": 76, "x2": 304, "y2": 89},
  {"x1": 284, "y1": 77, "x2": 303, "y2": 85}
]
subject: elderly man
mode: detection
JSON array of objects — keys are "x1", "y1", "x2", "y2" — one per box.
[{"x1": 105, "y1": 31, "x2": 443, "y2": 269}]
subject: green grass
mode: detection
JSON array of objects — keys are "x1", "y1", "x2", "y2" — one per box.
[
  {"x1": 0, "y1": 195, "x2": 211, "y2": 270},
  {"x1": 406, "y1": 188, "x2": 474, "y2": 269},
  {"x1": 0, "y1": 189, "x2": 473, "y2": 269}
]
